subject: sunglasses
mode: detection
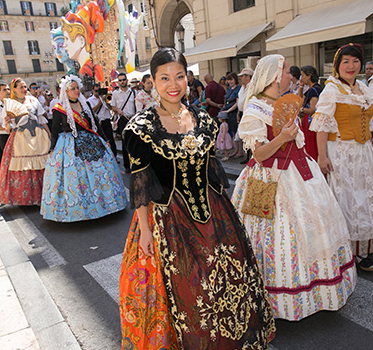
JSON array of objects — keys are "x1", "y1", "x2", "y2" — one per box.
[
  {"x1": 31, "y1": 86, "x2": 39, "y2": 90},
  {"x1": 93, "y1": 89, "x2": 99, "y2": 92},
  {"x1": 118, "y1": 79, "x2": 127, "y2": 82}
]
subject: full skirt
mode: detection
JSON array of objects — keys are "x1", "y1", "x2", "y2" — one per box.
[
  {"x1": 119, "y1": 190, "x2": 275, "y2": 349},
  {"x1": 0, "y1": 128, "x2": 50, "y2": 205},
  {"x1": 231, "y1": 159, "x2": 356, "y2": 321},
  {"x1": 40, "y1": 131, "x2": 127, "y2": 222}
]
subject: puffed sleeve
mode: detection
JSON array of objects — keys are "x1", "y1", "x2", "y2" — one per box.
[
  {"x1": 208, "y1": 148, "x2": 230, "y2": 192},
  {"x1": 238, "y1": 104, "x2": 268, "y2": 152},
  {"x1": 124, "y1": 128, "x2": 164, "y2": 209},
  {"x1": 309, "y1": 84, "x2": 338, "y2": 133}
]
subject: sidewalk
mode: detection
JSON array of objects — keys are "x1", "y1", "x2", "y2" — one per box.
[{"x1": 0, "y1": 215, "x2": 82, "y2": 350}]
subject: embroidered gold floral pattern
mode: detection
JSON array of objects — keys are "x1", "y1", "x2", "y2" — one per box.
[{"x1": 129, "y1": 155, "x2": 141, "y2": 166}]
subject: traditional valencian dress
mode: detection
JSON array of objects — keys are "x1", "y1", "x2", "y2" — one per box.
[
  {"x1": 231, "y1": 96, "x2": 356, "y2": 321},
  {"x1": 310, "y1": 76, "x2": 373, "y2": 256},
  {"x1": 0, "y1": 95, "x2": 50, "y2": 205},
  {"x1": 40, "y1": 103, "x2": 127, "y2": 222},
  {"x1": 119, "y1": 105, "x2": 275, "y2": 349}
]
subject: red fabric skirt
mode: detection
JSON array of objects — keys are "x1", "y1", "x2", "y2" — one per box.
[
  {"x1": 119, "y1": 189, "x2": 275, "y2": 349},
  {"x1": 301, "y1": 114, "x2": 318, "y2": 161},
  {"x1": 0, "y1": 132, "x2": 44, "y2": 205}
]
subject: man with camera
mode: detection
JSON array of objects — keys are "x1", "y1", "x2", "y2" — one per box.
[
  {"x1": 87, "y1": 84, "x2": 117, "y2": 159},
  {"x1": 111, "y1": 73, "x2": 136, "y2": 173}
]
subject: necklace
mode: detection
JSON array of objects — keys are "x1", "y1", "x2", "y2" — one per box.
[
  {"x1": 258, "y1": 92, "x2": 278, "y2": 102},
  {"x1": 69, "y1": 98, "x2": 79, "y2": 103},
  {"x1": 160, "y1": 103, "x2": 183, "y2": 126}
]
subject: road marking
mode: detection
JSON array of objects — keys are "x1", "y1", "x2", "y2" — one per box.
[
  {"x1": 338, "y1": 276, "x2": 373, "y2": 332},
  {"x1": 5, "y1": 207, "x2": 66, "y2": 268},
  {"x1": 83, "y1": 254, "x2": 122, "y2": 303}
]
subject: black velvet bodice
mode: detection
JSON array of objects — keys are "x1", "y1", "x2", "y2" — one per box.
[{"x1": 124, "y1": 105, "x2": 229, "y2": 223}]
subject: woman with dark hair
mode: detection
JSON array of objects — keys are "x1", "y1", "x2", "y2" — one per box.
[
  {"x1": 219, "y1": 72, "x2": 241, "y2": 156},
  {"x1": 289, "y1": 65, "x2": 301, "y2": 94},
  {"x1": 310, "y1": 43, "x2": 373, "y2": 271},
  {"x1": 299, "y1": 65, "x2": 323, "y2": 160},
  {"x1": 135, "y1": 74, "x2": 156, "y2": 112},
  {"x1": 119, "y1": 47, "x2": 275, "y2": 349},
  {"x1": 0, "y1": 78, "x2": 50, "y2": 205}
]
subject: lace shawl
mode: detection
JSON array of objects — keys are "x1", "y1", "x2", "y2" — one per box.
[{"x1": 238, "y1": 96, "x2": 305, "y2": 152}]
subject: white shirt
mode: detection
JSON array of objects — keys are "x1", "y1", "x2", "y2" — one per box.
[
  {"x1": 237, "y1": 83, "x2": 250, "y2": 112},
  {"x1": 111, "y1": 88, "x2": 136, "y2": 118},
  {"x1": 87, "y1": 95, "x2": 112, "y2": 122},
  {"x1": 0, "y1": 101, "x2": 7, "y2": 134}
]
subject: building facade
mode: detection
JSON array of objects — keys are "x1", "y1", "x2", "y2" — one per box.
[
  {"x1": 145, "y1": 0, "x2": 373, "y2": 81},
  {"x1": 0, "y1": 0, "x2": 71, "y2": 90}
]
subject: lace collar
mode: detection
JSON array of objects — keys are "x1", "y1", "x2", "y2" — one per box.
[{"x1": 126, "y1": 105, "x2": 218, "y2": 160}]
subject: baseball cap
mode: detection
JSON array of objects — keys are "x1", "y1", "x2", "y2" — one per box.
[{"x1": 238, "y1": 68, "x2": 254, "y2": 76}]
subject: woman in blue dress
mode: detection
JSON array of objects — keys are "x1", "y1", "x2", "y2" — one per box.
[{"x1": 40, "y1": 75, "x2": 127, "y2": 222}]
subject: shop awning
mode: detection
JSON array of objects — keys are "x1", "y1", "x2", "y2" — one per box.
[
  {"x1": 266, "y1": 0, "x2": 373, "y2": 51},
  {"x1": 184, "y1": 23, "x2": 271, "y2": 62}
]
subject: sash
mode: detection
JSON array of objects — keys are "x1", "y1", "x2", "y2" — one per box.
[{"x1": 53, "y1": 103, "x2": 100, "y2": 138}]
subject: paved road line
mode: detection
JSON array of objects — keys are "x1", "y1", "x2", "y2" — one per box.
[
  {"x1": 338, "y1": 276, "x2": 373, "y2": 332},
  {"x1": 5, "y1": 207, "x2": 67, "y2": 268}
]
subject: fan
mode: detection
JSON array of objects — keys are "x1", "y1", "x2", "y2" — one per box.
[
  {"x1": 272, "y1": 94, "x2": 303, "y2": 150},
  {"x1": 3, "y1": 98, "x2": 29, "y2": 118}
]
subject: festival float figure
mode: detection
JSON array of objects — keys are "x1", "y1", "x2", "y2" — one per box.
[
  {"x1": 50, "y1": 27, "x2": 76, "y2": 75},
  {"x1": 60, "y1": 1, "x2": 105, "y2": 82}
]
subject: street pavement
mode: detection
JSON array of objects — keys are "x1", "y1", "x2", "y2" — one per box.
[{"x1": 1, "y1": 148, "x2": 373, "y2": 350}]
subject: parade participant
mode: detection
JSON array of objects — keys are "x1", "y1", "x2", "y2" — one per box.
[
  {"x1": 40, "y1": 75, "x2": 127, "y2": 222},
  {"x1": 216, "y1": 113, "x2": 233, "y2": 161},
  {"x1": 299, "y1": 65, "x2": 323, "y2": 161},
  {"x1": 0, "y1": 82, "x2": 10, "y2": 162},
  {"x1": 87, "y1": 83, "x2": 117, "y2": 158},
  {"x1": 134, "y1": 74, "x2": 156, "y2": 113},
  {"x1": 231, "y1": 54, "x2": 356, "y2": 321},
  {"x1": 119, "y1": 47, "x2": 275, "y2": 349},
  {"x1": 0, "y1": 78, "x2": 50, "y2": 205},
  {"x1": 310, "y1": 43, "x2": 373, "y2": 271},
  {"x1": 111, "y1": 72, "x2": 136, "y2": 173}
]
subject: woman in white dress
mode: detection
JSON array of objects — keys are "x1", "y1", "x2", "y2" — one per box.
[
  {"x1": 135, "y1": 74, "x2": 157, "y2": 113},
  {"x1": 310, "y1": 43, "x2": 373, "y2": 271},
  {"x1": 231, "y1": 54, "x2": 356, "y2": 321}
]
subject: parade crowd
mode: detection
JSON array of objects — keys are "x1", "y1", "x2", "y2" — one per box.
[{"x1": 0, "y1": 43, "x2": 373, "y2": 349}]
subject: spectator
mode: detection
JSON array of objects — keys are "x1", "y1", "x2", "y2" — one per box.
[
  {"x1": 362, "y1": 61, "x2": 373, "y2": 88},
  {"x1": 289, "y1": 66, "x2": 301, "y2": 94},
  {"x1": 187, "y1": 70, "x2": 204, "y2": 105},
  {"x1": 135, "y1": 74, "x2": 156, "y2": 113},
  {"x1": 203, "y1": 73, "x2": 225, "y2": 120},
  {"x1": 0, "y1": 82, "x2": 10, "y2": 162},
  {"x1": 219, "y1": 76, "x2": 228, "y2": 92}
]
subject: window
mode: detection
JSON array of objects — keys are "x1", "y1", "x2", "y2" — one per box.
[
  {"x1": 0, "y1": 1, "x2": 8, "y2": 15},
  {"x1": 233, "y1": 0, "x2": 255, "y2": 12},
  {"x1": 32, "y1": 59, "x2": 41, "y2": 73},
  {"x1": 3, "y1": 41, "x2": 13, "y2": 55},
  {"x1": 28, "y1": 40, "x2": 40, "y2": 55},
  {"x1": 117, "y1": 56, "x2": 124, "y2": 68},
  {"x1": 7, "y1": 60, "x2": 17, "y2": 74},
  {"x1": 25, "y1": 21, "x2": 34, "y2": 32},
  {"x1": 49, "y1": 22, "x2": 58, "y2": 30},
  {"x1": 21, "y1": 1, "x2": 33, "y2": 16},
  {"x1": 140, "y1": 2, "x2": 147, "y2": 13},
  {"x1": 145, "y1": 37, "x2": 151, "y2": 50},
  {"x1": 0, "y1": 20, "x2": 8, "y2": 31},
  {"x1": 56, "y1": 58, "x2": 64, "y2": 72},
  {"x1": 45, "y1": 2, "x2": 57, "y2": 16},
  {"x1": 128, "y1": 4, "x2": 133, "y2": 13},
  {"x1": 143, "y1": 18, "x2": 149, "y2": 29}
]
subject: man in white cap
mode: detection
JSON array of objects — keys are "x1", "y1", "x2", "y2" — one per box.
[{"x1": 235, "y1": 68, "x2": 253, "y2": 162}]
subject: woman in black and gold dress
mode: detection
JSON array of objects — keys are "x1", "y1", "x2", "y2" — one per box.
[{"x1": 119, "y1": 47, "x2": 275, "y2": 350}]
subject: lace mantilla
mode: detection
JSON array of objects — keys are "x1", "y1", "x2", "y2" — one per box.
[{"x1": 125, "y1": 106, "x2": 218, "y2": 160}]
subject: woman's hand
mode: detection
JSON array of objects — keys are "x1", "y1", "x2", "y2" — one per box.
[
  {"x1": 139, "y1": 226, "x2": 154, "y2": 257},
  {"x1": 279, "y1": 119, "x2": 298, "y2": 143},
  {"x1": 318, "y1": 155, "x2": 333, "y2": 174},
  {"x1": 5, "y1": 115, "x2": 11, "y2": 123}
]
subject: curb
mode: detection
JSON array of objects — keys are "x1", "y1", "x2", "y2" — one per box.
[{"x1": 0, "y1": 214, "x2": 82, "y2": 350}]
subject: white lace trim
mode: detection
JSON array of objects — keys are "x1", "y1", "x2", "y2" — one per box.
[{"x1": 310, "y1": 112, "x2": 339, "y2": 133}]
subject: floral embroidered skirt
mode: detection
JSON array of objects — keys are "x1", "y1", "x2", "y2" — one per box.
[
  {"x1": 119, "y1": 190, "x2": 275, "y2": 350},
  {"x1": 231, "y1": 160, "x2": 357, "y2": 321},
  {"x1": 0, "y1": 129, "x2": 49, "y2": 206},
  {"x1": 40, "y1": 131, "x2": 127, "y2": 222}
]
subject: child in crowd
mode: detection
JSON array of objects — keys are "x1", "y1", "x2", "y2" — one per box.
[{"x1": 216, "y1": 113, "x2": 232, "y2": 161}]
